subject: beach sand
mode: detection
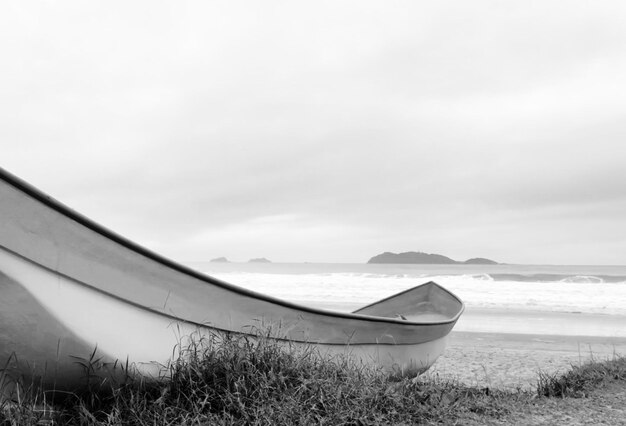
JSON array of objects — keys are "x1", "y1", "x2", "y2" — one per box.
[{"x1": 427, "y1": 331, "x2": 626, "y2": 390}]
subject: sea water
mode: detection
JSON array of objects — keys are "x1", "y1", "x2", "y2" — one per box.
[{"x1": 185, "y1": 262, "x2": 626, "y2": 337}]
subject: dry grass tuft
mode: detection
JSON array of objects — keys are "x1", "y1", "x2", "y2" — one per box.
[{"x1": 2, "y1": 333, "x2": 625, "y2": 425}]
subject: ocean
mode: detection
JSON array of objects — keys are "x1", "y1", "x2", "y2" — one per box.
[{"x1": 184, "y1": 262, "x2": 626, "y2": 337}]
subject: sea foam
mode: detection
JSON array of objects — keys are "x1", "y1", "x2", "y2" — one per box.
[{"x1": 200, "y1": 270, "x2": 626, "y2": 316}]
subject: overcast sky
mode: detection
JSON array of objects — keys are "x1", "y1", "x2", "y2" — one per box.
[{"x1": 2, "y1": 1, "x2": 626, "y2": 265}]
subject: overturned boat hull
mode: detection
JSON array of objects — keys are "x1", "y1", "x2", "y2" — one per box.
[{"x1": 0, "y1": 168, "x2": 464, "y2": 391}]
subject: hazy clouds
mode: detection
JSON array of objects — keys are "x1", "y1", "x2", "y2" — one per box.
[{"x1": 2, "y1": 1, "x2": 626, "y2": 264}]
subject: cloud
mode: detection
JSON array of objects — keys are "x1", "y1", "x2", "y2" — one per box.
[{"x1": 1, "y1": 1, "x2": 626, "y2": 264}]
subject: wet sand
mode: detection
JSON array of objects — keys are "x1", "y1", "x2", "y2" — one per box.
[
  {"x1": 455, "y1": 307, "x2": 626, "y2": 337},
  {"x1": 427, "y1": 331, "x2": 626, "y2": 390}
]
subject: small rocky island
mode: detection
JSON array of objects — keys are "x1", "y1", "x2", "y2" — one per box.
[
  {"x1": 210, "y1": 257, "x2": 230, "y2": 263},
  {"x1": 367, "y1": 251, "x2": 498, "y2": 265}
]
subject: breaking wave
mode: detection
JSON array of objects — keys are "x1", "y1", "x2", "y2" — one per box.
[
  {"x1": 196, "y1": 266, "x2": 626, "y2": 317},
  {"x1": 488, "y1": 273, "x2": 626, "y2": 284}
]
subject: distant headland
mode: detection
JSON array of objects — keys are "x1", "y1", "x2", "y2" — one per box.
[{"x1": 367, "y1": 251, "x2": 499, "y2": 265}]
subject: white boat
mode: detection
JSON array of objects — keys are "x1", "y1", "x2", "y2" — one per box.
[{"x1": 0, "y1": 167, "x2": 464, "y2": 391}]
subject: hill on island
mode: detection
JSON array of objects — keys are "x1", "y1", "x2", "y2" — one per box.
[
  {"x1": 367, "y1": 251, "x2": 498, "y2": 265},
  {"x1": 464, "y1": 257, "x2": 499, "y2": 265}
]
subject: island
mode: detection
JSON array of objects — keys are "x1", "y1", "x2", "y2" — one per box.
[
  {"x1": 463, "y1": 257, "x2": 499, "y2": 265},
  {"x1": 209, "y1": 257, "x2": 230, "y2": 263},
  {"x1": 248, "y1": 258, "x2": 272, "y2": 263},
  {"x1": 367, "y1": 251, "x2": 498, "y2": 265}
]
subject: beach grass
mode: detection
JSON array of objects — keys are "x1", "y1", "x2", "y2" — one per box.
[
  {"x1": 1, "y1": 333, "x2": 625, "y2": 425},
  {"x1": 536, "y1": 353, "x2": 626, "y2": 398}
]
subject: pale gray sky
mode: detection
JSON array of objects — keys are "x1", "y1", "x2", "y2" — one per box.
[{"x1": 2, "y1": 1, "x2": 626, "y2": 265}]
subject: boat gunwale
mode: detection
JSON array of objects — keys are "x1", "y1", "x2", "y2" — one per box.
[
  {"x1": 0, "y1": 167, "x2": 464, "y2": 327},
  {"x1": 352, "y1": 282, "x2": 466, "y2": 317},
  {"x1": 1, "y1": 244, "x2": 459, "y2": 345}
]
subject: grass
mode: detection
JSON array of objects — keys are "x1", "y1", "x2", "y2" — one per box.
[
  {"x1": 1, "y1": 333, "x2": 625, "y2": 425},
  {"x1": 536, "y1": 353, "x2": 626, "y2": 398}
]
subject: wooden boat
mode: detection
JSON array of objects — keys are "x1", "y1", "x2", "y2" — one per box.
[{"x1": 0, "y1": 167, "x2": 464, "y2": 391}]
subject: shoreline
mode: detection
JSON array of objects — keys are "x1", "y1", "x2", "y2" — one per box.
[
  {"x1": 455, "y1": 307, "x2": 626, "y2": 337},
  {"x1": 428, "y1": 331, "x2": 626, "y2": 390}
]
